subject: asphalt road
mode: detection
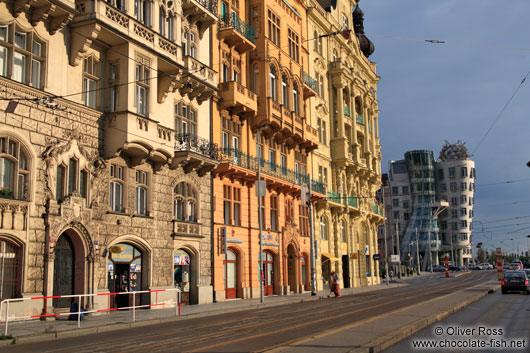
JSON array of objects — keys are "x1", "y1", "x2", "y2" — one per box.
[
  {"x1": 382, "y1": 284, "x2": 530, "y2": 353},
  {"x1": 3, "y1": 272, "x2": 496, "y2": 353}
]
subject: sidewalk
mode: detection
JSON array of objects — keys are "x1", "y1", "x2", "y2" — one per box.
[{"x1": 0, "y1": 273, "x2": 440, "y2": 346}]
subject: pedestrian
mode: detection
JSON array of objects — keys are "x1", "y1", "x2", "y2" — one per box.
[
  {"x1": 389, "y1": 270, "x2": 394, "y2": 282},
  {"x1": 328, "y1": 271, "x2": 341, "y2": 298}
]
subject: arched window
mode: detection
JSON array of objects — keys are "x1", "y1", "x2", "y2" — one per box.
[
  {"x1": 292, "y1": 81, "x2": 299, "y2": 115},
  {"x1": 174, "y1": 181, "x2": 198, "y2": 222},
  {"x1": 320, "y1": 216, "x2": 328, "y2": 240},
  {"x1": 0, "y1": 136, "x2": 30, "y2": 200},
  {"x1": 281, "y1": 74, "x2": 289, "y2": 108},
  {"x1": 0, "y1": 238, "x2": 22, "y2": 300},
  {"x1": 269, "y1": 65, "x2": 277, "y2": 101}
]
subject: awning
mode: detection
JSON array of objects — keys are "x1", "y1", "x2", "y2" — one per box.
[{"x1": 320, "y1": 252, "x2": 339, "y2": 262}]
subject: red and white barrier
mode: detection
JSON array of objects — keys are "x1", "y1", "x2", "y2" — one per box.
[{"x1": 0, "y1": 288, "x2": 181, "y2": 336}]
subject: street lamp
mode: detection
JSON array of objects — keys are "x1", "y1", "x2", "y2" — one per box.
[{"x1": 256, "y1": 125, "x2": 268, "y2": 304}]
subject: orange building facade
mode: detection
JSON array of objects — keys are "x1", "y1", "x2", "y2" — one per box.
[{"x1": 212, "y1": 0, "x2": 323, "y2": 300}]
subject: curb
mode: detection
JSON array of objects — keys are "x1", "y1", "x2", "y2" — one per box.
[
  {"x1": 0, "y1": 338, "x2": 14, "y2": 346},
  {"x1": 346, "y1": 284, "x2": 500, "y2": 353}
]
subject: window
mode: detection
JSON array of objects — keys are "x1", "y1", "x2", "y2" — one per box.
[
  {"x1": 292, "y1": 82, "x2": 299, "y2": 115},
  {"x1": 221, "y1": 118, "x2": 240, "y2": 162},
  {"x1": 460, "y1": 182, "x2": 467, "y2": 191},
  {"x1": 269, "y1": 65, "x2": 277, "y2": 101},
  {"x1": 267, "y1": 10, "x2": 280, "y2": 46},
  {"x1": 441, "y1": 220, "x2": 447, "y2": 230},
  {"x1": 282, "y1": 74, "x2": 289, "y2": 108},
  {"x1": 342, "y1": 14, "x2": 349, "y2": 29},
  {"x1": 451, "y1": 209, "x2": 458, "y2": 218},
  {"x1": 260, "y1": 195, "x2": 266, "y2": 229},
  {"x1": 460, "y1": 195, "x2": 467, "y2": 204},
  {"x1": 159, "y1": 7, "x2": 174, "y2": 40},
  {"x1": 288, "y1": 29, "x2": 299, "y2": 62},
  {"x1": 0, "y1": 238, "x2": 22, "y2": 300},
  {"x1": 106, "y1": 0, "x2": 126, "y2": 12},
  {"x1": 318, "y1": 74, "x2": 324, "y2": 99},
  {"x1": 449, "y1": 167, "x2": 456, "y2": 178},
  {"x1": 252, "y1": 65, "x2": 259, "y2": 94},
  {"x1": 110, "y1": 164, "x2": 124, "y2": 212},
  {"x1": 461, "y1": 167, "x2": 468, "y2": 177},
  {"x1": 109, "y1": 62, "x2": 119, "y2": 112},
  {"x1": 403, "y1": 200, "x2": 410, "y2": 209},
  {"x1": 392, "y1": 199, "x2": 399, "y2": 207},
  {"x1": 461, "y1": 220, "x2": 468, "y2": 229},
  {"x1": 391, "y1": 187, "x2": 398, "y2": 195},
  {"x1": 0, "y1": 137, "x2": 30, "y2": 201},
  {"x1": 440, "y1": 183, "x2": 447, "y2": 192},
  {"x1": 83, "y1": 56, "x2": 99, "y2": 108},
  {"x1": 451, "y1": 197, "x2": 458, "y2": 206},
  {"x1": 270, "y1": 195, "x2": 278, "y2": 231},
  {"x1": 450, "y1": 182, "x2": 457, "y2": 191},
  {"x1": 233, "y1": 187, "x2": 240, "y2": 226},
  {"x1": 451, "y1": 222, "x2": 458, "y2": 230},
  {"x1": 135, "y1": 170, "x2": 148, "y2": 216},
  {"x1": 174, "y1": 182, "x2": 198, "y2": 222},
  {"x1": 175, "y1": 102, "x2": 197, "y2": 136},
  {"x1": 135, "y1": 58, "x2": 150, "y2": 116},
  {"x1": 56, "y1": 157, "x2": 89, "y2": 201},
  {"x1": 393, "y1": 211, "x2": 400, "y2": 220},
  {"x1": 267, "y1": 139, "x2": 276, "y2": 170},
  {"x1": 0, "y1": 25, "x2": 45, "y2": 88},
  {"x1": 402, "y1": 186, "x2": 409, "y2": 195},
  {"x1": 319, "y1": 216, "x2": 327, "y2": 240},
  {"x1": 460, "y1": 208, "x2": 467, "y2": 216},
  {"x1": 322, "y1": 120, "x2": 327, "y2": 145},
  {"x1": 285, "y1": 198, "x2": 294, "y2": 225},
  {"x1": 404, "y1": 212, "x2": 410, "y2": 221},
  {"x1": 223, "y1": 185, "x2": 231, "y2": 224},
  {"x1": 182, "y1": 30, "x2": 197, "y2": 57},
  {"x1": 438, "y1": 169, "x2": 444, "y2": 180},
  {"x1": 134, "y1": 0, "x2": 151, "y2": 26},
  {"x1": 294, "y1": 151, "x2": 306, "y2": 185},
  {"x1": 222, "y1": 185, "x2": 241, "y2": 226}
]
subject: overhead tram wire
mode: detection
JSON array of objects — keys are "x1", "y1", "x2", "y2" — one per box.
[{"x1": 475, "y1": 178, "x2": 530, "y2": 187}]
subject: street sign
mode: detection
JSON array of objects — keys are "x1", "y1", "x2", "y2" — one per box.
[
  {"x1": 255, "y1": 180, "x2": 266, "y2": 197},
  {"x1": 373, "y1": 254, "x2": 380, "y2": 260},
  {"x1": 301, "y1": 185, "x2": 310, "y2": 206},
  {"x1": 109, "y1": 246, "x2": 123, "y2": 254},
  {"x1": 390, "y1": 255, "x2": 400, "y2": 263}
]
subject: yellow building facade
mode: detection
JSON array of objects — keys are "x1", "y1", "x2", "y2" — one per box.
[{"x1": 307, "y1": 0, "x2": 383, "y2": 290}]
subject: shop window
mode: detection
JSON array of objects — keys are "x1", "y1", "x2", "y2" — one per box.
[
  {"x1": 0, "y1": 238, "x2": 22, "y2": 300},
  {"x1": 0, "y1": 137, "x2": 30, "y2": 200},
  {"x1": 0, "y1": 25, "x2": 45, "y2": 89},
  {"x1": 174, "y1": 181, "x2": 198, "y2": 222},
  {"x1": 174, "y1": 249, "x2": 191, "y2": 304},
  {"x1": 107, "y1": 243, "x2": 143, "y2": 308}
]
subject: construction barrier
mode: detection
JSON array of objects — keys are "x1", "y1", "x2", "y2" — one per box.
[{"x1": 0, "y1": 288, "x2": 181, "y2": 336}]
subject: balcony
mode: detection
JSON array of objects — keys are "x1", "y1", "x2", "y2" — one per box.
[
  {"x1": 219, "y1": 81, "x2": 257, "y2": 119},
  {"x1": 172, "y1": 220, "x2": 202, "y2": 238},
  {"x1": 9, "y1": 0, "x2": 74, "y2": 34},
  {"x1": 171, "y1": 134, "x2": 220, "y2": 176},
  {"x1": 219, "y1": 13, "x2": 256, "y2": 53},
  {"x1": 216, "y1": 148, "x2": 324, "y2": 195},
  {"x1": 72, "y1": 1, "x2": 180, "y2": 65},
  {"x1": 182, "y1": 0, "x2": 218, "y2": 38},
  {"x1": 180, "y1": 55, "x2": 217, "y2": 104},
  {"x1": 327, "y1": 191, "x2": 342, "y2": 204},
  {"x1": 348, "y1": 196, "x2": 358, "y2": 208},
  {"x1": 329, "y1": 60, "x2": 354, "y2": 87},
  {"x1": 302, "y1": 71, "x2": 317, "y2": 99}
]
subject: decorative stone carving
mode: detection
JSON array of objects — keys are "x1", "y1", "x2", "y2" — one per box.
[{"x1": 70, "y1": 23, "x2": 101, "y2": 66}]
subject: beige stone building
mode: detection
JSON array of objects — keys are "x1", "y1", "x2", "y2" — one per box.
[
  {"x1": 307, "y1": 0, "x2": 383, "y2": 290},
  {"x1": 0, "y1": 0, "x2": 218, "y2": 317}
]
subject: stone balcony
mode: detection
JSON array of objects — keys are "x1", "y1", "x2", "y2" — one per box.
[
  {"x1": 181, "y1": 0, "x2": 218, "y2": 38},
  {"x1": 179, "y1": 55, "x2": 217, "y2": 104},
  {"x1": 219, "y1": 81, "x2": 257, "y2": 119},
  {"x1": 301, "y1": 70, "x2": 317, "y2": 99},
  {"x1": 10, "y1": 0, "x2": 75, "y2": 34},
  {"x1": 71, "y1": 1, "x2": 180, "y2": 66},
  {"x1": 171, "y1": 220, "x2": 202, "y2": 238}
]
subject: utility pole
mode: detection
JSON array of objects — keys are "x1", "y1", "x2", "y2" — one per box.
[
  {"x1": 415, "y1": 228, "x2": 420, "y2": 275},
  {"x1": 306, "y1": 178, "x2": 317, "y2": 295},
  {"x1": 256, "y1": 126, "x2": 266, "y2": 303},
  {"x1": 395, "y1": 223, "x2": 401, "y2": 279}
]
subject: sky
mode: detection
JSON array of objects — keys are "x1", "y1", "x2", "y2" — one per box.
[{"x1": 360, "y1": 0, "x2": 530, "y2": 256}]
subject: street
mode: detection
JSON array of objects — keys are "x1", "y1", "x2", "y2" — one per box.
[
  {"x1": 382, "y1": 284, "x2": 530, "y2": 353},
  {"x1": 2, "y1": 272, "x2": 497, "y2": 353}
]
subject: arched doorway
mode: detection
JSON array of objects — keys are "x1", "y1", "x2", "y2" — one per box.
[
  {"x1": 262, "y1": 251, "x2": 274, "y2": 296},
  {"x1": 107, "y1": 243, "x2": 143, "y2": 308},
  {"x1": 174, "y1": 249, "x2": 191, "y2": 305},
  {"x1": 53, "y1": 234, "x2": 75, "y2": 308},
  {"x1": 287, "y1": 244, "x2": 297, "y2": 293},
  {"x1": 223, "y1": 248, "x2": 237, "y2": 299}
]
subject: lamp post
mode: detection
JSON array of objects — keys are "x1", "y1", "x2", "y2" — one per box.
[
  {"x1": 395, "y1": 223, "x2": 401, "y2": 279},
  {"x1": 415, "y1": 228, "x2": 420, "y2": 275},
  {"x1": 382, "y1": 191, "x2": 390, "y2": 286},
  {"x1": 256, "y1": 125, "x2": 267, "y2": 303}
]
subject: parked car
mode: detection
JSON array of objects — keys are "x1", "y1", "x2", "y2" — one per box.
[
  {"x1": 501, "y1": 270, "x2": 530, "y2": 294},
  {"x1": 432, "y1": 265, "x2": 445, "y2": 272},
  {"x1": 448, "y1": 265, "x2": 462, "y2": 271},
  {"x1": 480, "y1": 263, "x2": 494, "y2": 270},
  {"x1": 469, "y1": 264, "x2": 481, "y2": 270}
]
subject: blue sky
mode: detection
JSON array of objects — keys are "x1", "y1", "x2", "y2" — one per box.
[{"x1": 361, "y1": 0, "x2": 530, "y2": 256}]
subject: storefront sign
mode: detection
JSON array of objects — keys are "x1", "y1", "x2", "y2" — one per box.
[
  {"x1": 174, "y1": 250, "x2": 190, "y2": 265},
  {"x1": 110, "y1": 246, "x2": 123, "y2": 254}
]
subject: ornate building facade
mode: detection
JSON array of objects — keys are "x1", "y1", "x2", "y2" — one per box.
[{"x1": 307, "y1": 0, "x2": 383, "y2": 290}]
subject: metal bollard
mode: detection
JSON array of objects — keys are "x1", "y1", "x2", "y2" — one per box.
[
  {"x1": 132, "y1": 292, "x2": 136, "y2": 322},
  {"x1": 4, "y1": 300, "x2": 9, "y2": 336},
  {"x1": 77, "y1": 295, "x2": 82, "y2": 329}
]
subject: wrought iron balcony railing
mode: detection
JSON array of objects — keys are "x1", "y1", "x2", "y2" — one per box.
[
  {"x1": 348, "y1": 196, "x2": 358, "y2": 207},
  {"x1": 220, "y1": 13, "x2": 256, "y2": 43},
  {"x1": 175, "y1": 134, "x2": 218, "y2": 159},
  {"x1": 197, "y1": 0, "x2": 218, "y2": 15},
  {"x1": 220, "y1": 148, "x2": 324, "y2": 193},
  {"x1": 302, "y1": 70, "x2": 318, "y2": 92}
]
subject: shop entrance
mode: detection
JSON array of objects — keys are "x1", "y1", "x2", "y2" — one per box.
[
  {"x1": 287, "y1": 245, "x2": 297, "y2": 293},
  {"x1": 174, "y1": 249, "x2": 191, "y2": 305},
  {"x1": 224, "y1": 249, "x2": 237, "y2": 299},
  {"x1": 342, "y1": 255, "x2": 351, "y2": 288},
  {"x1": 108, "y1": 243, "x2": 143, "y2": 309},
  {"x1": 262, "y1": 251, "x2": 274, "y2": 296}
]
